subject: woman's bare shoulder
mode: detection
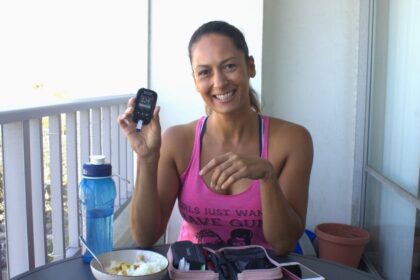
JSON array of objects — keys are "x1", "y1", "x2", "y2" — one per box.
[
  {"x1": 269, "y1": 116, "x2": 311, "y2": 135},
  {"x1": 162, "y1": 120, "x2": 198, "y2": 145},
  {"x1": 267, "y1": 117, "x2": 313, "y2": 154},
  {"x1": 161, "y1": 119, "x2": 200, "y2": 164}
]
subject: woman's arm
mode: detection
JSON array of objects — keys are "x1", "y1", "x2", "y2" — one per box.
[
  {"x1": 129, "y1": 135, "x2": 181, "y2": 247},
  {"x1": 118, "y1": 99, "x2": 180, "y2": 247},
  {"x1": 260, "y1": 124, "x2": 313, "y2": 254}
]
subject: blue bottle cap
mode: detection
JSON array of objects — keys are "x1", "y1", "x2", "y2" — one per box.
[{"x1": 82, "y1": 155, "x2": 112, "y2": 177}]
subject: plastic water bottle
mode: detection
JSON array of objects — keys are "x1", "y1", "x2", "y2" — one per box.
[{"x1": 79, "y1": 155, "x2": 116, "y2": 263}]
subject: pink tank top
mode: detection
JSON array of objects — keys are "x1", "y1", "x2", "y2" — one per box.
[{"x1": 178, "y1": 115, "x2": 271, "y2": 248}]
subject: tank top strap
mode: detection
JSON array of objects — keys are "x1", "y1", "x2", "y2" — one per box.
[
  {"x1": 199, "y1": 116, "x2": 208, "y2": 150},
  {"x1": 260, "y1": 115, "x2": 269, "y2": 159}
]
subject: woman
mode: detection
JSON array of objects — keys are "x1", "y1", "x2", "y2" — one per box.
[{"x1": 118, "y1": 20, "x2": 313, "y2": 255}]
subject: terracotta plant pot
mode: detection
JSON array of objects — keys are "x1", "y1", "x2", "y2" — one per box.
[{"x1": 315, "y1": 223, "x2": 370, "y2": 268}]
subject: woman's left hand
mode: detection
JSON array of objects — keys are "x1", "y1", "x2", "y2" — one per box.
[{"x1": 199, "y1": 152, "x2": 275, "y2": 190}]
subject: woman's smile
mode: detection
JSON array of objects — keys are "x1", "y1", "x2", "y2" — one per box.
[{"x1": 213, "y1": 89, "x2": 236, "y2": 102}]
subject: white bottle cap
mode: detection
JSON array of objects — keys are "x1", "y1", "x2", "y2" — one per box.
[{"x1": 90, "y1": 155, "x2": 106, "y2": 165}]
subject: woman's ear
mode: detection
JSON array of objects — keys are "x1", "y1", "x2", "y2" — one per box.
[{"x1": 248, "y1": 56, "x2": 256, "y2": 77}]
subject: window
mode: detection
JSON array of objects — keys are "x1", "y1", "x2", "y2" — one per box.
[{"x1": 363, "y1": 0, "x2": 420, "y2": 278}]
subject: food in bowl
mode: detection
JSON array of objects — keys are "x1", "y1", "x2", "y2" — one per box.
[
  {"x1": 106, "y1": 253, "x2": 166, "y2": 276},
  {"x1": 90, "y1": 249, "x2": 169, "y2": 280}
]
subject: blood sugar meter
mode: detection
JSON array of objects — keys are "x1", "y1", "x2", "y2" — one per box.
[{"x1": 132, "y1": 88, "x2": 158, "y2": 130}]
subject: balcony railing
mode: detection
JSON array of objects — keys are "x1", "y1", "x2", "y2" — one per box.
[{"x1": 0, "y1": 95, "x2": 134, "y2": 279}]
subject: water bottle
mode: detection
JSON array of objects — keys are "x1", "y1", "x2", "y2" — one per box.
[{"x1": 79, "y1": 155, "x2": 116, "y2": 263}]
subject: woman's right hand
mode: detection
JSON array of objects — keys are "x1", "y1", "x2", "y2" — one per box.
[{"x1": 117, "y1": 97, "x2": 161, "y2": 159}]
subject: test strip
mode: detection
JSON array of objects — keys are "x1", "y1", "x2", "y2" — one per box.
[{"x1": 136, "y1": 120, "x2": 143, "y2": 131}]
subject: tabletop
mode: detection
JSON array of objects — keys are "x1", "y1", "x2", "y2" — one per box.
[{"x1": 12, "y1": 244, "x2": 382, "y2": 280}]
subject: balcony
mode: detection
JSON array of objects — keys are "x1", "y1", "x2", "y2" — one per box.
[{"x1": 0, "y1": 95, "x2": 135, "y2": 279}]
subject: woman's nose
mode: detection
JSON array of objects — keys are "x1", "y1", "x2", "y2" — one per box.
[{"x1": 212, "y1": 70, "x2": 227, "y2": 88}]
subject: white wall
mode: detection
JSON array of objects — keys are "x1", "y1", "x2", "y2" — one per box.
[
  {"x1": 261, "y1": 0, "x2": 361, "y2": 230},
  {"x1": 149, "y1": 0, "x2": 361, "y2": 240}
]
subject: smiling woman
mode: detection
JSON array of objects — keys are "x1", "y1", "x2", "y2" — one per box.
[
  {"x1": 0, "y1": 0, "x2": 148, "y2": 109},
  {"x1": 118, "y1": 20, "x2": 314, "y2": 256}
]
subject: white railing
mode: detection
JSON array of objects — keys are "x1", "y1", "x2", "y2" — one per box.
[{"x1": 0, "y1": 95, "x2": 134, "y2": 279}]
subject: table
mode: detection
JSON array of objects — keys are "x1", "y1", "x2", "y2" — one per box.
[{"x1": 12, "y1": 245, "x2": 382, "y2": 280}]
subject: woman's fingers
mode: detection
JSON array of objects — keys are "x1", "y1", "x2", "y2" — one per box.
[
  {"x1": 118, "y1": 114, "x2": 131, "y2": 132},
  {"x1": 200, "y1": 153, "x2": 249, "y2": 190},
  {"x1": 150, "y1": 106, "x2": 161, "y2": 130},
  {"x1": 153, "y1": 106, "x2": 160, "y2": 119},
  {"x1": 214, "y1": 164, "x2": 246, "y2": 190},
  {"x1": 211, "y1": 153, "x2": 240, "y2": 188},
  {"x1": 128, "y1": 97, "x2": 136, "y2": 107},
  {"x1": 118, "y1": 97, "x2": 136, "y2": 130},
  {"x1": 200, "y1": 152, "x2": 272, "y2": 191},
  {"x1": 199, "y1": 153, "x2": 231, "y2": 176},
  {"x1": 123, "y1": 97, "x2": 136, "y2": 121}
]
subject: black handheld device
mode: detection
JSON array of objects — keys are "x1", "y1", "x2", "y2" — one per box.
[
  {"x1": 170, "y1": 241, "x2": 206, "y2": 270},
  {"x1": 132, "y1": 88, "x2": 158, "y2": 129}
]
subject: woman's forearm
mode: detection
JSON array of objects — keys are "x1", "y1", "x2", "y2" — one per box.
[
  {"x1": 129, "y1": 155, "x2": 162, "y2": 247},
  {"x1": 260, "y1": 174, "x2": 305, "y2": 255}
]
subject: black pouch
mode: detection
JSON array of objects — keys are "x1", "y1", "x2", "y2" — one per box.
[
  {"x1": 170, "y1": 240, "x2": 206, "y2": 270},
  {"x1": 222, "y1": 247, "x2": 276, "y2": 272}
]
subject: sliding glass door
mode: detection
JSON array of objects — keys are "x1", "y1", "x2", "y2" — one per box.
[{"x1": 364, "y1": 0, "x2": 420, "y2": 279}]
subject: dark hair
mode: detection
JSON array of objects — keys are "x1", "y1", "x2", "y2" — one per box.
[
  {"x1": 188, "y1": 21, "x2": 249, "y2": 61},
  {"x1": 188, "y1": 21, "x2": 261, "y2": 114}
]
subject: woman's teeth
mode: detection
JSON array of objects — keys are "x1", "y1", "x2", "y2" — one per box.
[{"x1": 214, "y1": 91, "x2": 234, "y2": 100}]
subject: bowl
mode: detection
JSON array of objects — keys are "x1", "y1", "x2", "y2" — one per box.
[{"x1": 90, "y1": 249, "x2": 169, "y2": 280}]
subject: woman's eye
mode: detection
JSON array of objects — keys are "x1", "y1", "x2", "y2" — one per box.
[
  {"x1": 197, "y1": 69, "x2": 210, "y2": 77},
  {"x1": 224, "y1": 64, "x2": 236, "y2": 72}
]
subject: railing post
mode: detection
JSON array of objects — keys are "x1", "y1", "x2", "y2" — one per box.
[
  {"x1": 48, "y1": 115, "x2": 65, "y2": 260},
  {"x1": 65, "y1": 113, "x2": 80, "y2": 255},
  {"x1": 91, "y1": 108, "x2": 101, "y2": 155},
  {"x1": 110, "y1": 105, "x2": 120, "y2": 208},
  {"x1": 29, "y1": 119, "x2": 47, "y2": 266},
  {"x1": 79, "y1": 110, "x2": 90, "y2": 168},
  {"x1": 118, "y1": 105, "x2": 127, "y2": 206}
]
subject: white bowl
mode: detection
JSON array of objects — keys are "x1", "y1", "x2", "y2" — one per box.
[{"x1": 90, "y1": 249, "x2": 169, "y2": 280}]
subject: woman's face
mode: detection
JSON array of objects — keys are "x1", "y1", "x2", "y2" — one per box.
[{"x1": 190, "y1": 34, "x2": 255, "y2": 114}]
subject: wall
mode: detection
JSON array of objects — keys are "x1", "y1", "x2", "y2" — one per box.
[
  {"x1": 149, "y1": 0, "x2": 361, "y2": 241},
  {"x1": 262, "y1": 0, "x2": 361, "y2": 230}
]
